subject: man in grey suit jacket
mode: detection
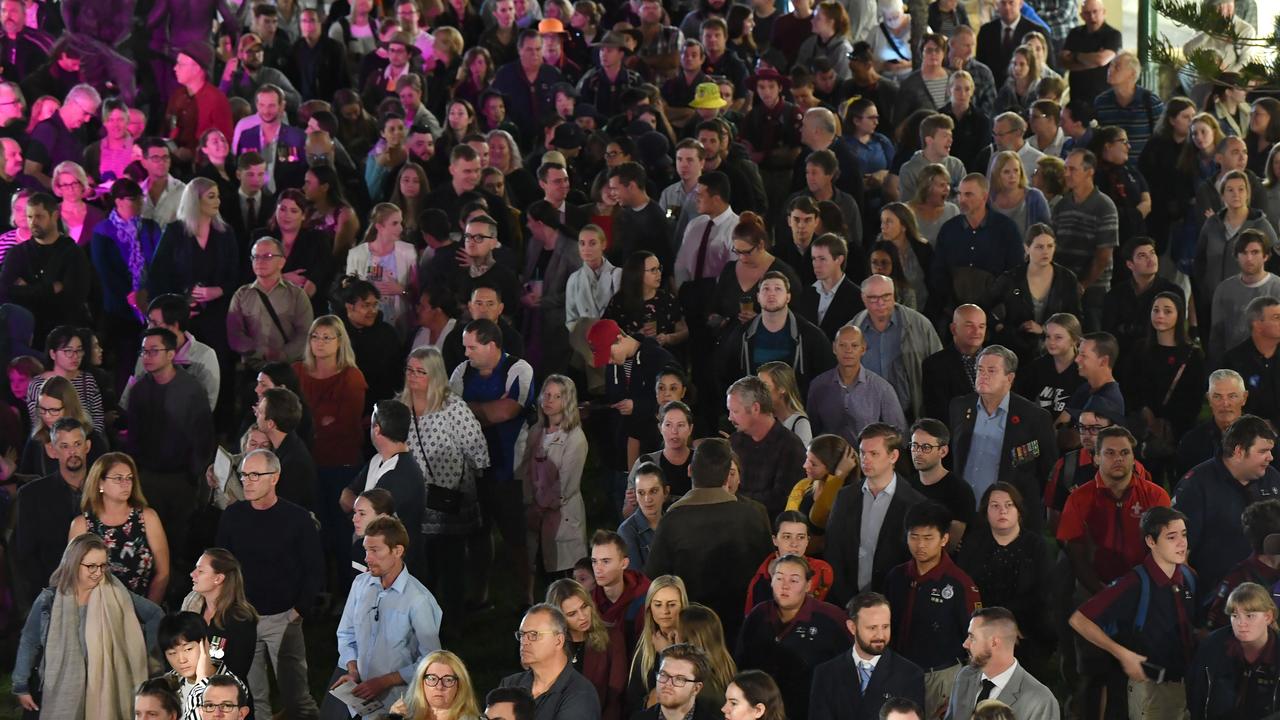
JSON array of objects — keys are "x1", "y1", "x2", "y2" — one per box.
[{"x1": 945, "y1": 607, "x2": 1060, "y2": 720}]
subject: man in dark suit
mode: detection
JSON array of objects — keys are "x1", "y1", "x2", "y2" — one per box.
[
  {"x1": 224, "y1": 151, "x2": 276, "y2": 262},
  {"x1": 975, "y1": 0, "x2": 1050, "y2": 87},
  {"x1": 536, "y1": 161, "x2": 590, "y2": 235},
  {"x1": 12, "y1": 418, "x2": 90, "y2": 606},
  {"x1": 948, "y1": 344, "x2": 1057, "y2": 534},
  {"x1": 796, "y1": 233, "x2": 864, "y2": 340},
  {"x1": 810, "y1": 591, "x2": 926, "y2": 720},
  {"x1": 945, "y1": 607, "x2": 1059, "y2": 720},
  {"x1": 646, "y1": 438, "x2": 773, "y2": 642},
  {"x1": 826, "y1": 423, "x2": 927, "y2": 605},
  {"x1": 921, "y1": 305, "x2": 987, "y2": 423}
]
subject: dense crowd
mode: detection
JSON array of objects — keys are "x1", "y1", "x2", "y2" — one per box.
[{"x1": 0, "y1": 0, "x2": 1277, "y2": 718}]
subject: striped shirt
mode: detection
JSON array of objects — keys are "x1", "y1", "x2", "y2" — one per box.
[
  {"x1": 1093, "y1": 86, "x2": 1165, "y2": 162},
  {"x1": 26, "y1": 371, "x2": 105, "y2": 433},
  {"x1": 1051, "y1": 187, "x2": 1119, "y2": 289}
]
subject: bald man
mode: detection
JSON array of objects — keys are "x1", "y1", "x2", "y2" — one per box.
[
  {"x1": 807, "y1": 325, "x2": 906, "y2": 445},
  {"x1": 921, "y1": 305, "x2": 988, "y2": 423},
  {"x1": 1059, "y1": 0, "x2": 1121, "y2": 104}
]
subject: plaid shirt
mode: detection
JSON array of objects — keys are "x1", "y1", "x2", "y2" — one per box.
[
  {"x1": 638, "y1": 24, "x2": 684, "y2": 59},
  {"x1": 1032, "y1": 0, "x2": 1081, "y2": 42}
]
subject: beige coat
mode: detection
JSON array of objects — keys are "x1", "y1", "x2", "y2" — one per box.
[{"x1": 519, "y1": 424, "x2": 588, "y2": 572}]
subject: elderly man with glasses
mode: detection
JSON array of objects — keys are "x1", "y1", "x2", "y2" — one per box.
[{"x1": 499, "y1": 604, "x2": 602, "y2": 720}]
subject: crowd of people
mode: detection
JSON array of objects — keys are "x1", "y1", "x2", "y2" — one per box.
[{"x1": 0, "y1": 0, "x2": 1277, "y2": 717}]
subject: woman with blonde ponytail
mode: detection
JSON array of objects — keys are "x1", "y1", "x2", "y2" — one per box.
[{"x1": 345, "y1": 203, "x2": 418, "y2": 337}]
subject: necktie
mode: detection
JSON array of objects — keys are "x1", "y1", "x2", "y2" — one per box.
[
  {"x1": 1002, "y1": 27, "x2": 1013, "y2": 51},
  {"x1": 858, "y1": 663, "x2": 873, "y2": 692},
  {"x1": 977, "y1": 678, "x2": 997, "y2": 703},
  {"x1": 693, "y1": 219, "x2": 714, "y2": 280},
  {"x1": 246, "y1": 196, "x2": 257, "y2": 226}
]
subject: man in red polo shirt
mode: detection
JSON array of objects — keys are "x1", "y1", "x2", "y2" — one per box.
[{"x1": 1058, "y1": 425, "x2": 1171, "y2": 720}]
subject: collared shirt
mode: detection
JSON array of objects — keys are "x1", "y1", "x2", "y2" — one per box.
[
  {"x1": 674, "y1": 207, "x2": 738, "y2": 285},
  {"x1": 813, "y1": 277, "x2": 842, "y2": 323},
  {"x1": 859, "y1": 310, "x2": 904, "y2": 395},
  {"x1": 858, "y1": 475, "x2": 898, "y2": 591},
  {"x1": 932, "y1": 209, "x2": 1025, "y2": 288},
  {"x1": 141, "y1": 175, "x2": 187, "y2": 227},
  {"x1": 617, "y1": 510, "x2": 657, "y2": 569},
  {"x1": 1059, "y1": 473, "x2": 1171, "y2": 583},
  {"x1": 361, "y1": 453, "x2": 400, "y2": 492},
  {"x1": 336, "y1": 567, "x2": 442, "y2": 706},
  {"x1": 981, "y1": 659, "x2": 1020, "y2": 702},
  {"x1": 807, "y1": 365, "x2": 906, "y2": 446},
  {"x1": 963, "y1": 393, "x2": 1009, "y2": 501},
  {"x1": 226, "y1": 278, "x2": 315, "y2": 364},
  {"x1": 659, "y1": 180, "x2": 700, "y2": 244}
]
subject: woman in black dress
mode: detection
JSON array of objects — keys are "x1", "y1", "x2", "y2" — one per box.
[{"x1": 253, "y1": 189, "x2": 334, "y2": 318}]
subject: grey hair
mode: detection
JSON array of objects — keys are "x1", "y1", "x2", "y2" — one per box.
[
  {"x1": 978, "y1": 344, "x2": 1018, "y2": 375},
  {"x1": 1208, "y1": 368, "x2": 1246, "y2": 394},
  {"x1": 804, "y1": 107, "x2": 837, "y2": 136},
  {"x1": 996, "y1": 112, "x2": 1027, "y2": 134},
  {"x1": 727, "y1": 376, "x2": 774, "y2": 415},
  {"x1": 859, "y1": 273, "x2": 895, "y2": 293},
  {"x1": 240, "y1": 448, "x2": 282, "y2": 474},
  {"x1": 524, "y1": 602, "x2": 572, "y2": 656},
  {"x1": 65, "y1": 83, "x2": 102, "y2": 109},
  {"x1": 1113, "y1": 49, "x2": 1140, "y2": 75},
  {"x1": 1246, "y1": 296, "x2": 1280, "y2": 325},
  {"x1": 178, "y1": 176, "x2": 229, "y2": 236},
  {"x1": 252, "y1": 236, "x2": 285, "y2": 254},
  {"x1": 485, "y1": 129, "x2": 523, "y2": 170}
]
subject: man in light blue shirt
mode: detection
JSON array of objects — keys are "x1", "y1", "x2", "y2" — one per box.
[
  {"x1": 961, "y1": 348, "x2": 1012, "y2": 502},
  {"x1": 324, "y1": 516, "x2": 442, "y2": 718}
]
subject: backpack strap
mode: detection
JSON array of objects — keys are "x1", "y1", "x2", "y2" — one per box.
[{"x1": 1134, "y1": 564, "x2": 1152, "y2": 634}]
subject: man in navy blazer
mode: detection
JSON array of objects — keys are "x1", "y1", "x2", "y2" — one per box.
[
  {"x1": 235, "y1": 85, "x2": 309, "y2": 191},
  {"x1": 810, "y1": 591, "x2": 926, "y2": 720},
  {"x1": 795, "y1": 233, "x2": 865, "y2": 341}
]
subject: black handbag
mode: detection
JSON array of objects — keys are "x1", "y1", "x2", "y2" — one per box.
[{"x1": 412, "y1": 413, "x2": 464, "y2": 514}]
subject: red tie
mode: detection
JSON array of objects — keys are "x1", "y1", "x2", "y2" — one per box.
[{"x1": 694, "y1": 218, "x2": 714, "y2": 279}]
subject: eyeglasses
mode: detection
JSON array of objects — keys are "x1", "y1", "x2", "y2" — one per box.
[
  {"x1": 463, "y1": 232, "x2": 496, "y2": 244},
  {"x1": 423, "y1": 673, "x2": 459, "y2": 688},
  {"x1": 604, "y1": 150, "x2": 622, "y2": 158},
  {"x1": 656, "y1": 672, "x2": 698, "y2": 687},
  {"x1": 250, "y1": 253, "x2": 281, "y2": 261},
  {"x1": 514, "y1": 629, "x2": 560, "y2": 643},
  {"x1": 138, "y1": 347, "x2": 170, "y2": 357},
  {"x1": 863, "y1": 292, "x2": 894, "y2": 304},
  {"x1": 310, "y1": 334, "x2": 339, "y2": 342},
  {"x1": 908, "y1": 441, "x2": 942, "y2": 453},
  {"x1": 1074, "y1": 423, "x2": 1109, "y2": 432},
  {"x1": 731, "y1": 245, "x2": 755, "y2": 255},
  {"x1": 104, "y1": 474, "x2": 135, "y2": 484},
  {"x1": 145, "y1": 154, "x2": 171, "y2": 163},
  {"x1": 81, "y1": 562, "x2": 109, "y2": 573},
  {"x1": 55, "y1": 181, "x2": 83, "y2": 190},
  {"x1": 57, "y1": 347, "x2": 85, "y2": 356},
  {"x1": 37, "y1": 404, "x2": 64, "y2": 415},
  {"x1": 405, "y1": 365, "x2": 430, "y2": 378},
  {"x1": 239, "y1": 470, "x2": 278, "y2": 481},
  {"x1": 199, "y1": 702, "x2": 241, "y2": 715}
]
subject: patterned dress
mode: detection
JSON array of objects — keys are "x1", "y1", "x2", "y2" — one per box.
[{"x1": 85, "y1": 507, "x2": 155, "y2": 596}]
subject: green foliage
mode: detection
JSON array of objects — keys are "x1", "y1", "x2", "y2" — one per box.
[{"x1": 1151, "y1": 0, "x2": 1280, "y2": 89}]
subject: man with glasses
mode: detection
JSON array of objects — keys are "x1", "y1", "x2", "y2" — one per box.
[
  {"x1": 454, "y1": 215, "x2": 522, "y2": 318},
  {"x1": 216, "y1": 448, "x2": 324, "y2": 720},
  {"x1": 120, "y1": 294, "x2": 220, "y2": 412},
  {"x1": 25, "y1": 83, "x2": 100, "y2": 189},
  {"x1": 319, "y1": 516, "x2": 441, "y2": 719},
  {"x1": 906, "y1": 418, "x2": 974, "y2": 544},
  {"x1": 138, "y1": 137, "x2": 187, "y2": 226},
  {"x1": 126, "y1": 327, "x2": 215, "y2": 592},
  {"x1": 634, "y1": 643, "x2": 720, "y2": 719},
  {"x1": 12, "y1": 418, "x2": 91, "y2": 605},
  {"x1": 849, "y1": 274, "x2": 942, "y2": 420},
  {"x1": 499, "y1": 604, "x2": 602, "y2": 720},
  {"x1": 228, "y1": 237, "x2": 314, "y2": 374},
  {"x1": 1044, "y1": 397, "x2": 1125, "y2": 533},
  {"x1": 199, "y1": 675, "x2": 252, "y2": 719}
]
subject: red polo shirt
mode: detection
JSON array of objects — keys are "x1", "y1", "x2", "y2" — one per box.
[{"x1": 1057, "y1": 471, "x2": 1171, "y2": 584}]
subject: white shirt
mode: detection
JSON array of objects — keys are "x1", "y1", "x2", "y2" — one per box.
[
  {"x1": 411, "y1": 318, "x2": 456, "y2": 352},
  {"x1": 141, "y1": 175, "x2": 186, "y2": 227},
  {"x1": 813, "y1": 275, "x2": 844, "y2": 323},
  {"x1": 675, "y1": 207, "x2": 738, "y2": 286},
  {"x1": 362, "y1": 453, "x2": 400, "y2": 491},
  {"x1": 1013, "y1": 142, "x2": 1045, "y2": 179},
  {"x1": 980, "y1": 660, "x2": 1020, "y2": 703}
]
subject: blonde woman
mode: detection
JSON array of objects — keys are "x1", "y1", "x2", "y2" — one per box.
[
  {"x1": 345, "y1": 203, "x2": 418, "y2": 336},
  {"x1": 987, "y1": 150, "x2": 1050, "y2": 239},
  {"x1": 626, "y1": 575, "x2": 688, "y2": 714},
  {"x1": 907, "y1": 163, "x2": 960, "y2": 243},
  {"x1": 546, "y1": 578, "x2": 627, "y2": 720},
  {"x1": 69, "y1": 452, "x2": 169, "y2": 603},
  {"x1": 293, "y1": 316, "x2": 367, "y2": 539},
  {"x1": 565, "y1": 224, "x2": 621, "y2": 392},
  {"x1": 486, "y1": 129, "x2": 539, "y2": 209},
  {"x1": 677, "y1": 603, "x2": 737, "y2": 706},
  {"x1": 13, "y1": 533, "x2": 161, "y2": 716},
  {"x1": 1189, "y1": 582, "x2": 1280, "y2": 717},
  {"x1": 51, "y1": 161, "x2": 105, "y2": 245},
  {"x1": 390, "y1": 650, "x2": 482, "y2": 720},
  {"x1": 523, "y1": 375, "x2": 588, "y2": 576},
  {"x1": 756, "y1": 362, "x2": 811, "y2": 445},
  {"x1": 182, "y1": 548, "x2": 260, "y2": 680},
  {"x1": 398, "y1": 346, "x2": 490, "y2": 625}
]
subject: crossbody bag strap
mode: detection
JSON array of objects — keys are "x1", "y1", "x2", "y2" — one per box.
[{"x1": 253, "y1": 288, "x2": 290, "y2": 345}]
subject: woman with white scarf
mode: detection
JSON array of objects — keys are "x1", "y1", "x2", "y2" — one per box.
[{"x1": 14, "y1": 533, "x2": 162, "y2": 718}]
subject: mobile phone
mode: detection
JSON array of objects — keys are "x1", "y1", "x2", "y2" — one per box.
[{"x1": 1140, "y1": 661, "x2": 1166, "y2": 684}]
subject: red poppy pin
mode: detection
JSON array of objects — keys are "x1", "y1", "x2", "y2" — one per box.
[{"x1": 1011, "y1": 415, "x2": 1021, "y2": 425}]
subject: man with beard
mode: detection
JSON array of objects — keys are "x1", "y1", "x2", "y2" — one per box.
[
  {"x1": 0, "y1": 0, "x2": 51, "y2": 82},
  {"x1": 809, "y1": 591, "x2": 925, "y2": 720},
  {"x1": 946, "y1": 607, "x2": 1059, "y2": 719},
  {"x1": 12, "y1": 418, "x2": 91, "y2": 605},
  {"x1": 234, "y1": 85, "x2": 308, "y2": 192},
  {"x1": 220, "y1": 33, "x2": 301, "y2": 110},
  {"x1": 0, "y1": 192, "x2": 90, "y2": 344}
]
